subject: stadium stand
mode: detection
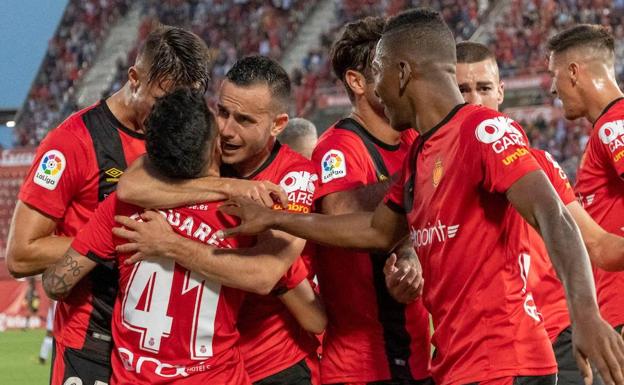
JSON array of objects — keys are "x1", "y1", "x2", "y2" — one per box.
[{"x1": 14, "y1": 0, "x2": 131, "y2": 147}]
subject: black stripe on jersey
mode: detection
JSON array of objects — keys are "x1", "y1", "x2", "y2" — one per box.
[
  {"x1": 82, "y1": 102, "x2": 131, "y2": 202},
  {"x1": 78, "y1": 100, "x2": 133, "y2": 356},
  {"x1": 370, "y1": 250, "x2": 415, "y2": 381}
]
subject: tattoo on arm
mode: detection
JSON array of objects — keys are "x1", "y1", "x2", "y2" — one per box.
[{"x1": 42, "y1": 251, "x2": 92, "y2": 299}]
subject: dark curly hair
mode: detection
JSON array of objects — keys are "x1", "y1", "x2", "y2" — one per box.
[
  {"x1": 146, "y1": 88, "x2": 216, "y2": 179},
  {"x1": 330, "y1": 16, "x2": 386, "y2": 101}
]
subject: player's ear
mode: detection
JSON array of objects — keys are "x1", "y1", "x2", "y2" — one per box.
[
  {"x1": 399, "y1": 61, "x2": 412, "y2": 95},
  {"x1": 270, "y1": 113, "x2": 289, "y2": 137},
  {"x1": 128, "y1": 66, "x2": 140, "y2": 92},
  {"x1": 568, "y1": 62, "x2": 580, "y2": 87},
  {"x1": 345, "y1": 69, "x2": 366, "y2": 97},
  {"x1": 498, "y1": 80, "x2": 505, "y2": 106}
]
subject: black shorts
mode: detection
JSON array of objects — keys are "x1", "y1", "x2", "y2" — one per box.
[
  {"x1": 50, "y1": 339, "x2": 111, "y2": 385},
  {"x1": 465, "y1": 375, "x2": 557, "y2": 385},
  {"x1": 254, "y1": 359, "x2": 312, "y2": 385},
  {"x1": 554, "y1": 326, "x2": 604, "y2": 385},
  {"x1": 333, "y1": 377, "x2": 434, "y2": 385}
]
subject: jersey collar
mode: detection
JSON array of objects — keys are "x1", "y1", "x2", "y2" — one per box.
[
  {"x1": 101, "y1": 99, "x2": 145, "y2": 140},
  {"x1": 420, "y1": 103, "x2": 468, "y2": 142},
  {"x1": 220, "y1": 141, "x2": 282, "y2": 180},
  {"x1": 594, "y1": 97, "x2": 624, "y2": 126}
]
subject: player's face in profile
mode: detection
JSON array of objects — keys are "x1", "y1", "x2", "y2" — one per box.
[
  {"x1": 371, "y1": 40, "x2": 411, "y2": 131},
  {"x1": 128, "y1": 60, "x2": 173, "y2": 132},
  {"x1": 216, "y1": 80, "x2": 276, "y2": 166},
  {"x1": 548, "y1": 52, "x2": 584, "y2": 120},
  {"x1": 456, "y1": 59, "x2": 503, "y2": 111}
]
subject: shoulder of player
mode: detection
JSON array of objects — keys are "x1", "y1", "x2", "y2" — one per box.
[
  {"x1": 458, "y1": 106, "x2": 527, "y2": 143},
  {"x1": 312, "y1": 128, "x2": 367, "y2": 161},
  {"x1": 40, "y1": 107, "x2": 96, "y2": 150}
]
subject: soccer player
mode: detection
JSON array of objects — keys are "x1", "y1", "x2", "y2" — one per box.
[
  {"x1": 309, "y1": 16, "x2": 430, "y2": 385},
  {"x1": 217, "y1": 9, "x2": 624, "y2": 385},
  {"x1": 547, "y1": 25, "x2": 624, "y2": 335},
  {"x1": 278, "y1": 117, "x2": 318, "y2": 159},
  {"x1": 111, "y1": 56, "x2": 321, "y2": 385},
  {"x1": 6, "y1": 26, "x2": 284, "y2": 385},
  {"x1": 42, "y1": 88, "x2": 255, "y2": 384},
  {"x1": 455, "y1": 40, "x2": 624, "y2": 385}
]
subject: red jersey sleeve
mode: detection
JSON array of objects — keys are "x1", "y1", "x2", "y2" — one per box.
[
  {"x1": 71, "y1": 193, "x2": 119, "y2": 260},
  {"x1": 530, "y1": 149, "x2": 576, "y2": 205},
  {"x1": 466, "y1": 113, "x2": 541, "y2": 193},
  {"x1": 311, "y1": 131, "x2": 373, "y2": 199},
  {"x1": 593, "y1": 119, "x2": 624, "y2": 177},
  {"x1": 272, "y1": 257, "x2": 309, "y2": 295},
  {"x1": 18, "y1": 127, "x2": 92, "y2": 219}
]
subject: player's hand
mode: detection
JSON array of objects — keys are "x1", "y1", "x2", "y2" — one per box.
[
  {"x1": 112, "y1": 210, "x2": 178, "y2": 264},
  {"x1": 225, "y1": 179, "x2": 288, "y2": 209},
  {"x1": 383, "y1": 251, "x2": 423, "y2": 304},
  {"x1": 216, "y1": 197, "x2": 278, "y2": 238},
  {"x1": 572, "y1": 313, "x2": 624, "y2": 385}
]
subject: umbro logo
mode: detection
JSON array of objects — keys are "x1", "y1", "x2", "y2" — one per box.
[{"x1": 104, "y1": 167, "x2": 123, "y2": 182}]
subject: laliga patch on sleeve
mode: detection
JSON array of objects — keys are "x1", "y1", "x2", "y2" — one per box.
[
  {"x1": 321, "y1": 149, "x2": 347, "y2": 183},
  {"x1": 33, "y1": 150, "x2": 67, "y2": 190}
]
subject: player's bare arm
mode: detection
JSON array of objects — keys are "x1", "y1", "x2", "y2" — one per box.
[
  {"x1": 6, "y1": 201, "x2": 73, "y2": 278},
  {"x1": 507, "y1": 169, "x2": 624, "y2": 385},
  {"x1": 279, "y1": 280, "x2": 327, "y2": 334},
  {"x1": 218, "y1": 197, "x2": 407, "y2": 252},
  {"x1": 567, "y1": 201, "x2": 624, "y2": 272},
  {"x1": 319, "y1": 181, "x2": 391, "y2": 214},
  {"x1": 112, "y1": 210, "x2": 305, "y2": 295},
  {"x1": 42, "y1": 248, "x2": 96, "y2": 301},
  {"x1": 116, "y1": 156, "x2": 287, "y2": 209}
]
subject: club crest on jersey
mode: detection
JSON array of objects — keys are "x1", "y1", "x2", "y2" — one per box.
[
  {"x1": 33, "y1": 149, "x2": 66, "y2": 190},
  {"x1": 475, "y1": 117, "x2": 526, "y2": 154},
  {"x1": 432, "y1": 158, "x2": 443, "y2": 187},
  {"x1": 321, "y1": 149, "x2": 346, "y2": 183}
]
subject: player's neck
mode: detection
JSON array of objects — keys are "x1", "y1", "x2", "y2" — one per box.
[
  {"x1": 350, "y1": 101, "x2": 400, "y2": 145},
  {"x1": 585, "y1": 82, "x2": 624, "y2": 124},
  {"x1": 231, "y1": 140, "x2": 275, "y2": 178},
  {"x1": 412, "y1": 78, "x2": 465, "y2": 136},
  {"x1": 107, "y1": 87, "x2": 142, "y2": 133}
]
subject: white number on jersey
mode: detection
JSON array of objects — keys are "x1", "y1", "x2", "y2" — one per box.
[{"x1": 122, "y1": 258, "x2": 221, "y2": 359}]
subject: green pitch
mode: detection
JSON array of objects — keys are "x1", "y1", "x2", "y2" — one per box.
[{"x1": 0, "y1": 329, "x2": 51, "y2": 385}]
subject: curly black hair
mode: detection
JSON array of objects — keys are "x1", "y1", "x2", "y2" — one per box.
[{"x1": 145, "y1": 88, "x2": 216, "y2": 179}]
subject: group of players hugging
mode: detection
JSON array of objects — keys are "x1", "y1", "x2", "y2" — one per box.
[{"x1": 6, "y1": 6, "x2": 624, "y2": 385}]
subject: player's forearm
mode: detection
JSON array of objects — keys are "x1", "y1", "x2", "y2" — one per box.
[
  {"x1": 272, "y1": 210, "x2": 397, "y2": 251},
  {"x1": 42, "y1": 249, "x2": 96, "y2": 300},
  {"x1": 537, "y1": 202, "x2": 600, "y2": 321},
  {"x1": 6, "y1": 235, "x2": 73, "y2": 278},
  {"x1": 117, "y1": 157, "x2": 231, "y2": 208},
  {"x1": 321, "y1": 181, "x2": 390, "y2": 214},
  {"x1": 567, "y1": 201, "x2": 624, "y2": 271},
  {"x1": 162, "y1": 235, "x2": 298, "y2": 295},
  {"x1": 280, "y1": 284, "x2": 327, "y2": 334}
]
